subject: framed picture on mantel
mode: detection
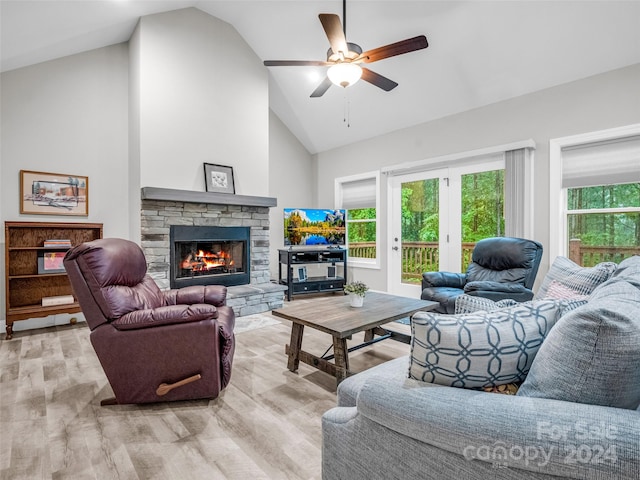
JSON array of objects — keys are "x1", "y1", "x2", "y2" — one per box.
[{"x1": 204, "y1": 163, "x2": 235, "y2": 194}]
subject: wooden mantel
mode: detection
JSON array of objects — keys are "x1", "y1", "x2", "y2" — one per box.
[{"x1": 141, "y1": 187, "x2": 277, "y2": 208}]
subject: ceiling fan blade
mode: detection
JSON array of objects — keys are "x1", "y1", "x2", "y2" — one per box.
[
  {"x1": 319, "y1": 14, "x2": 348, "y2": 56},
  {"x1": 264, "y1": 60, "x2": 332, "y2": 67},
  {"x1": 361, "y1": 68, "x2": 398, "y2": 92},
  {"x1": 310, "y1": 77, "x2": 333, "y2": 98},
  {"x1": 357, "y1": 35, "x2": 428, "y2": 64}
]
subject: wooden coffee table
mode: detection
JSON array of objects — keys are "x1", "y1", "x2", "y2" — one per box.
[{"x1": 271, "y1": 292, "x2": 438, "y2": 384}]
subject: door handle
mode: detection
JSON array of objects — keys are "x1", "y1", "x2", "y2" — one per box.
[{"x1": 392, "y1": 246, "x2": 399, "y2": 251}]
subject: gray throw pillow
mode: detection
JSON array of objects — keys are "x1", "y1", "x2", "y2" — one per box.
[
  {"x1": 518, "y1": 256, "x2": 640, "y2": 410},
  {"x1": 409, "y1": 300, "x2": 563, "y2": 388},
  {"x1": 454, "y1": 294, "x2": 518, "y2": 314},
  {"x1": 534, "y1": 256, "x2": 616, "y2": 300}
]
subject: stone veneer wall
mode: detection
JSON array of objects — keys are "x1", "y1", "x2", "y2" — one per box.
[{"x1": 140, "y1": 199, "x2": 285, "y2": 316}]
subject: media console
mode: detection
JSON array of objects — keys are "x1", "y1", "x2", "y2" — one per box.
[{"x1": 278, "y1": 248, "x2": 347, "y2": 301}]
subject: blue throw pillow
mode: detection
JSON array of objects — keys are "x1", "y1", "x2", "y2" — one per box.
[{"x1": 518, "y1": 256, "x2": 640, "y2": 409}]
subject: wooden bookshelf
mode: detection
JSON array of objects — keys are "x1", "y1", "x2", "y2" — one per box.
[{"x1": 4, "y1": 221, "x2": 103, "y2": 339}]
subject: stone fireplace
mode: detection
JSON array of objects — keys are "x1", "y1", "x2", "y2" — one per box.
[{"x1": 140, "y1": 187, "x2": 285, "y2": 316}]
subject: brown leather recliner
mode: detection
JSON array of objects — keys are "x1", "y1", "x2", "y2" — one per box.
[{"x1": 63, "y1": 238, "x2": 235, "y2": 405}]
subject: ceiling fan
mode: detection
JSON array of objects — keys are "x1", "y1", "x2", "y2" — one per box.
[{"x1": 263, "y1": 0, "x2": 429, "y2": 98}]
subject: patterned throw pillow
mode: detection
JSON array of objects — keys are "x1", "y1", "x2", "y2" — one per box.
[
  {"x1": 454, "y1": 294, "x2": 518, "y2": 314},
  {"x1": 534, "y1": 256, "x2": 616, "y2": 300},
  {"x1": 518, "y1": 255, "x2": 640, "y2": 409},
  {"x1": 409, "y1": 300, "x2": 563, "y2": 388}
]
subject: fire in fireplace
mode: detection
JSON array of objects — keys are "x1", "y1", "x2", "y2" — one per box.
[{"x1": 170, "y1": 226, "x2": 250, "y2": 288}]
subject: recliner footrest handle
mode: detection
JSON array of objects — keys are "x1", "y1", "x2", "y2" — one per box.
[{"x1": 156, "y1": 373, "x2": 202, "y2": 396}]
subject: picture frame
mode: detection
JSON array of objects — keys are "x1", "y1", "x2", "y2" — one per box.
[
  {"x1": 204, "y1": 163, "x2": 235, "y2": 194},
  {"x1": 297, "y1": 266, "x2": 307, "y2": 282},
  {"x1": 20, "y1": 170, "x2": 89, "y2": 216},
  {"x1": 37, "y1": 250, "x2": 67, "y2": 274}
]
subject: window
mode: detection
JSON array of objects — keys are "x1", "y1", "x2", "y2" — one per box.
[
  {"x1": 347, "y1": 207, "x2": 377, "y2": 259},
  {"x1": 335, "y1": 172, "x2": 380, "y2": 268},
  {"x1": 566, "y1": 183, "x2": 640, "y2": 266},
  {"x1": 550, "y1": 125, "x2": 640, "y2": 264}
]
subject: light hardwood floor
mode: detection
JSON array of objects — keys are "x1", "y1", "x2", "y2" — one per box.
[{"x1": 0, "y1": 311, "x2": 410, "y2": 480}]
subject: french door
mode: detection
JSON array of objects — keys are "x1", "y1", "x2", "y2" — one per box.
[{"x1": 388, "y1": 158, "x2": 505, "y2": 297}]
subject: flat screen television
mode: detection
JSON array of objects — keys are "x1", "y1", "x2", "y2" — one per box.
[{"x1": 284, "y1": 208, "x2": 346, "y2": 246}]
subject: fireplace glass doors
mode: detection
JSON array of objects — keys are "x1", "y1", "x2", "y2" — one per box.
[{"x1": 170, "y1": 226, "x2": 250, "y2": 288}]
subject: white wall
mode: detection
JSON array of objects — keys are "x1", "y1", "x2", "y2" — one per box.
[
  {"x1": 0, "y1": 44, "x2": 130, "y2": 235},
  {"x1": 268, "y1": 109, "x2": 314, "y2": 279},
  {"x1": 0, "y1": 43, "x2": 130, "y2": 330},
  {"x1": 0, "y1": 8, "x2": 311, "y2": 332},
  {"x1": 314, "y1": 63, "x2": 640, "y2": 292},
  {"x1": 128, "y1": 22, "x2": 142, "y2": 243},
  {"x1": 135, "y1": 8, "x2": 269, "y2": 197}
]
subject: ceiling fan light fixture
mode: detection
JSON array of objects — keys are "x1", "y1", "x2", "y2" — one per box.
[{"x1": 327, "y1": 63, "x2": 362, "y2": 88}]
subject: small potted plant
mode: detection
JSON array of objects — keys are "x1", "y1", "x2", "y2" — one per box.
[{"x1": 344, "y1": 280, "x2": 369, "y2": 307}]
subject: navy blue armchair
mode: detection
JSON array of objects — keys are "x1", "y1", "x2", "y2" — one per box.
[{"x1": 421, "y1": 237, "x2": 543, "y2": 314}]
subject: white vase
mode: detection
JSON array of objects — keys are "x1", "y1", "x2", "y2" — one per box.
[{"x1": 349, "y1": 293, "x2": 364, "y2": 308}]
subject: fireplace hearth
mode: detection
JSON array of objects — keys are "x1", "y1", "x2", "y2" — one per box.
[{"x1": 170, "y1": 225, "x2": 250, "y2": 288}]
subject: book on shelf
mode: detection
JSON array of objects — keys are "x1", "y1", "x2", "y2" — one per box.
[
  {"x1": 42, "y1": 295, "x2": 75, "y2": 307},
  {"x1": 43, "y1": 239, "x2": 72, "y2": 248}
]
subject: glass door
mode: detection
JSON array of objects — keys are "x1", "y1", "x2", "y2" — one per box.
[
  {"x1": 389, "y1": 169, "x2": 448, "y2": 297},
  {"x1": 388, "y1": 158, "x2": 505, "y2": 297}
]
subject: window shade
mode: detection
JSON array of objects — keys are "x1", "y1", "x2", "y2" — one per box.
[
  {"x1": 562, "y1": 135, "x2": 640, "y2": 188},
  {"x1": 505, "y1": 148, "x2": 527, "y2": 238},
  {"x1": 340, "y1": 177, "x2": 376, "y2": 209}
]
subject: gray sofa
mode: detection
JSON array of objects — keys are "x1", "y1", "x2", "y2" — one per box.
[{"x1": 322, "y1": 256, "x2": 640, "y2": 479}]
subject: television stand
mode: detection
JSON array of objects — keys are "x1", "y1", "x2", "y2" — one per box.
[{"x1": 278, "y1": 248, "x2": 347, "y2": 301}]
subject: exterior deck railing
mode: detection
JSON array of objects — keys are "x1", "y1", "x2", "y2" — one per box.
[
  {"x1": 568, "y1": 239, "x2": 640, "y2": 267},
  {"x1": 348, "y1": 242, "x2": 376, "y2": 259},
  {"x1": 349, "y1": 242, "x2": 476, "y2": 282},
  {"x1": 350, "y1": 239, "x2": 640, "y2": 281}
]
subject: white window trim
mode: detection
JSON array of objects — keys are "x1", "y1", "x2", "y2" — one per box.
[
  {"x1": 549, "y1": 123, "x2": 640, "y2": 262},
  {"x1": 335, "y1": 171, "x2": 381, "y2": 269}
]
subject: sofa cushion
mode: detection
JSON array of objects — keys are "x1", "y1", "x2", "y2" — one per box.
[
  {"x1": 518, "y1": 256, "x2": 640, "y2": 409},
  {"x1": 409, "y1": 300, "x2": 563, "y2": 388},
  {"x1": 534, "y1": 256, "x2": 616, "y2": 300}
]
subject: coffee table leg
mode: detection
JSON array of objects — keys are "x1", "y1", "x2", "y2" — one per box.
[
  {"x1": 332, "y1": 336, "x2": 350, "y2": 384},
  {"x1": 287, "y1": 323, "x2": 304, "y2": 372},
  {"x1": 363, "y1": 329, "x2": 374, "y2": 342}
]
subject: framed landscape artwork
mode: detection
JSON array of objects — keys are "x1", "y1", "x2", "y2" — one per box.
[
  {"x1": 20, "y1": 170, "x2": 89, "y2": 216},
  {"x1": 204, "y1": 163, "x2": 235, "y2": 194}
]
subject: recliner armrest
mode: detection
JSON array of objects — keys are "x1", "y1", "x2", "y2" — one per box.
[
  {"x1": 215, "y1": 307, "x2": 236, "y2": 389},
  {"x1": 163, "y1": 285, "x2": 228, "y2": 307},
  {"x1": 422, "y1": 271, "x2": 466, "y2": 289},
  {"x1": 112, "y1": 304, "x2": 217, "y2": 330}
]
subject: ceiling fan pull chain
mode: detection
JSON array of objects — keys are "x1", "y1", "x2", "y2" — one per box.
[{"x1": 343, "y1": 90, "x2": 351, "y2": 128}]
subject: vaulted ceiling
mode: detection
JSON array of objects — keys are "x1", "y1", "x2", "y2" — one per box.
[{"x1": 2, "y1": 1, "x2": 639, "y2": 154}]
